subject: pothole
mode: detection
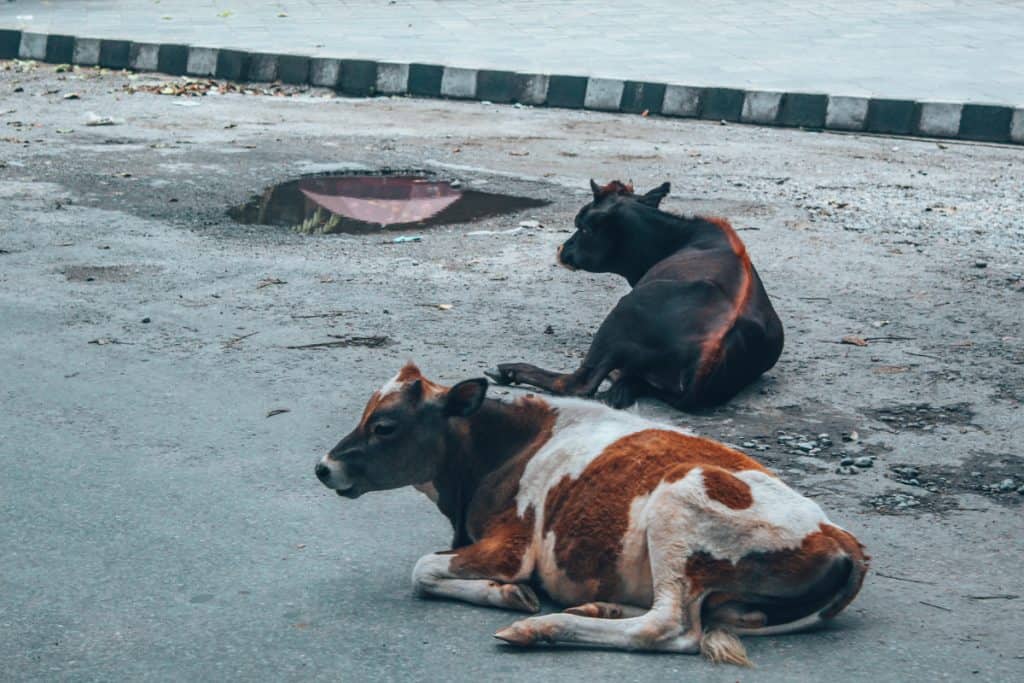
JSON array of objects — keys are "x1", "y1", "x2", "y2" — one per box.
[{"x1": 228, "y1": 170, "x2": 549, "y2": 234}]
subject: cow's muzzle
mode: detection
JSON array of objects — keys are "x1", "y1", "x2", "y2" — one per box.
[{"x1": 556, "y1": 244, "x2": 577, "y2": 271}]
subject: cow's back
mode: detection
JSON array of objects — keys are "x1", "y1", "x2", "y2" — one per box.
[{"x1": 515, "y1": 400, "x2": 810, "y2": 605}]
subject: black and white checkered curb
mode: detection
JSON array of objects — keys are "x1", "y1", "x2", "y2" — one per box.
[{"x1": 3, "y1": 28, "x2": 1022, "y2": 145}]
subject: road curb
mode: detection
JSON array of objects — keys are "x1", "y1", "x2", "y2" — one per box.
[{"x1": 4, "y1": 29, "x2": 1022, "y2": 146}]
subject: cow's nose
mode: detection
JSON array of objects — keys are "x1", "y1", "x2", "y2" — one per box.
[{"x1": 315, "y1": 462, "x2": 330, "y2": 482}]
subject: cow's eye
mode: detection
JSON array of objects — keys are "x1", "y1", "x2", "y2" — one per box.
[{"x1": 372, "y1": 422, "x2": 397, "y2": 437}]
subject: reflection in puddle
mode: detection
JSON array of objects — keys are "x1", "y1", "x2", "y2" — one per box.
[{"x1": 229, "y1": 173, "x2": 549, "y2": 234}]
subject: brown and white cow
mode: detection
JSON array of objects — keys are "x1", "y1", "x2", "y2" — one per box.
[{"x1": 316, "y1": 363, "x2": 868, "y2": 665}]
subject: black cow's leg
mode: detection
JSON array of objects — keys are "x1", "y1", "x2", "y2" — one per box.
[{"x1": 485, "y1": 357, "x2": 615, "y2": 398}]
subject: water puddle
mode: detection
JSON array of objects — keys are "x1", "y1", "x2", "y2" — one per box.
[{"x1": 228, "y1": 171, "x2": 548, "y2": 234}]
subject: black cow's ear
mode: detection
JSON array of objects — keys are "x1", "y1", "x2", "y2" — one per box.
[
  {"x1": 590, "y1": 178, "x2": 602, "y2": 198},
  {"x1": 443, "y1": 378, "x2": 489, "y2": 417},
  {"x1": 638, "y1": 182, "x2": 670, "y2": 207}
]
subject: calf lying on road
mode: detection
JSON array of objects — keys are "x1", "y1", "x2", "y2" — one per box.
[
  {"x1": 316, "y1": 363, "x2": 868, "y2": 665},
  {"x1": 488, "y1": 180, "x2": 784, "y2": 411}
]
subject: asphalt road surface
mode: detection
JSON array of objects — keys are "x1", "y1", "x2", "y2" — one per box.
[{"x1": 2, "y1": 63, "x2": 1022, "y2": 682}]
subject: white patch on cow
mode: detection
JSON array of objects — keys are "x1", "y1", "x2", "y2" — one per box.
[
  {"x1": 378, "y1": 369, "x2": 408, "y2": 397},
  {"x1": 642, "y1": 468, "x2": 830, "y2": 565},
  {"x1": 616, "y1": 491, "x2": 655, "y2": 606},
  {"x1": 318, "y1": 454, "x2": 354, "y2": 491},
  {"x1": 515, "y1": 396, "x2": 691, "y2": 517}
]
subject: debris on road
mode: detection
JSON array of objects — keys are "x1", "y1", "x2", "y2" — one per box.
[
  {"x1": 285, "y1": 335, "x2": 392, "y2": 350},
  {"x1": 390, "y1": 235, "x2": 423, "y2": 243},
  {"x1": 256, "y1": 277, "x2": 287, "y2": 289},
  {"x1": 84, "y1": 112, "x2": 122, "y2": 126},
  {"x1": 125, "y1": 77, "x2": 308, "y2": 99},
  {"x1": 266, "y1": 409, "x2": 291, "y2": 418},
  {"x1": 465, "y1": 227, "x2": 523, "y2": 236},
  {"x1": 841, "y1": 335, "x2": 869, "y2": 347},
  {"x1": 222, "y1": 331, "x2": 258, "y2": 349},
  {"x1": 437, "y1": 304, "x2": 453, "y2": 311}
]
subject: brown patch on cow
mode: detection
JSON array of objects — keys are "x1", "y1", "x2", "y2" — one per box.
[
  {"x1": 685, "y1": 523, "x2": 868, "y2": 624},
  {"x1": 357, "y1": 362, "x2": 446, "y2": 431},
  {"x1": 695, "y1": 217, "x2": 754, "y2": 380},
  {"x1": 451, "y1": 506, "x2": 536, "y2": 580},
  {"x1": 702, "y1": 467, "x2": 754, "y2": 509},
  {"x1": 543, "y1": 429, "x2": 770, "y2": 601},
  {"x1": 596, "y1": 180, "x2": 635, "y2": 198}
]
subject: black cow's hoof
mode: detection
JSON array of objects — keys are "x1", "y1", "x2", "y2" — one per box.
[
  {"x1": 601, "y1": 378, "x2": 640, "y2": 409},
  {"x1": 484, "y1": 367, "x2": 513, "y2": 385}
]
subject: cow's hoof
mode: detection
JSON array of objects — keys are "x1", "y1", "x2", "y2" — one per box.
[
  {"x1": 601, "y1": 379, "x2": 640, "y2": 409},
  {"x1": 484, "y1": 367, "x2": 512, "y2": 385},
  {"x1": 502, "y1": 583, "x2": 540, "y2": 613},
  {"x1": 494, "y1": 624, "x2": 535, "y2": 646},
  {"x1": 484, "y1": 364, "x2": 520, "y2": 385},
  {"x1": 495, "y1": 617, "x2": 557, "y2": 646}
]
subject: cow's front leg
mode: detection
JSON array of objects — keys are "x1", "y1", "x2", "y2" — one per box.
[
  {"x1": 412, "y1": 553, "x2": 539, "y2": 613},
  {"x1": 485, "y1": 358, "x2": 615, "y2": 397}
]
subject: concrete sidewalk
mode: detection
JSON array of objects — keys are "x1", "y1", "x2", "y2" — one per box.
[{"x1": 2, "y1": 0, "x2": 1023, "y2": 104}]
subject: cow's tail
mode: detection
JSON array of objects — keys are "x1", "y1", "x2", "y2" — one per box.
[{"x1": 700, "y1": 627, "x2": 751, "y2": 667}]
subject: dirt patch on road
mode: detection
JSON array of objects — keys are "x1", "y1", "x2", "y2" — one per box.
[
  {"x1": 863, "y1": 402, "x2": 977, "y2": 432},
  {"x1": 61, "y1": 265, "x2": 146, "y2": 282},
  {"x1": 887, "y1": 452, "x2": 1024, "y2": 507}
]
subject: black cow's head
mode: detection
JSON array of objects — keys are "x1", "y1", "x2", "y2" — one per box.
[
  {"x1": 315, "y1": 362, "x2": 488, "y2": 498},
  {"x1": 557, "y1": 179, "x2": 671, "y2": 275}
]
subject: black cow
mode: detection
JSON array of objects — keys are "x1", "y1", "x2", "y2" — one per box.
[{"x1": 487, "y1": 180, "x2": 784, "y2": 410}]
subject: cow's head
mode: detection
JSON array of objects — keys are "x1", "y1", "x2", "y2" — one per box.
[
  {"x1": 557, "y1": 179, "x2": 671, "y2": 274},
  {"x1": 315, "y1": 362, "x2": 488, "y2": 498}
]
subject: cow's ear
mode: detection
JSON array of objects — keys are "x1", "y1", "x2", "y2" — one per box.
[
  {"x1": 443, "y1": 378, "x2": 489, "y2": 417},
  {"x1": 590, "y1": 178, "x2": 602, "y2": 198},
  {"x1": 638, "y1": 182, "x2": 670, "y2": 208}
]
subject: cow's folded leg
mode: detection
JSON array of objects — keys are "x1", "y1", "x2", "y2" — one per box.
[
  {"x1": 412, "y1": 505, "x2": 538, "y2": 612},
  {"x1": 412, "y1": 553, "x2": 539, "y2": 612},
  {"x1": 485, "y1": 363, "x2": 565, "y2": 390},
  {"x1": 486, "y1": 359, "x2": 615, "y2": 398},
  {"x1": 497, "y1": 582, "x2": 701, "y2": 652}
]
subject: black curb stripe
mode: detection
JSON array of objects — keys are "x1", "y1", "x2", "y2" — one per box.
[
  {"x1": 3, "y1": 30, "x2": 1020, "y2": 145},
  {"x1": 215, "y1": 49, "x2": 250, "y2": 81},
  {"x1": 621, "y1": 81, "x2": 666, "y2": 115},
  {"x1": 277, "y1": 55, "x2": 310, "y2": 85},
  {"x1": 44, "y1": 34, "x2": 75, "y2": 64},
  {"x1": 701, "y1": 88, "x2": 745, "y2": 121},
  {"x1": 866, "y1": 98, "x2": 917, "y2": 136},
  {"x1": 779, "y1": 93, "x2": 828, "y2": 128},
  {"x1": 958, "y1": 104, "x2": 1012, "y2": 143},
  {"x1": 157, "y1": 44, "x2": 189, "y2": 75},
  {"x1": 99, "y1": 39, "x2": 131, "y2": 69},
  {"x1": 546, "y1": 75, "x2": 587, "y2": 109},
  {"x1": 0, "y1": 29, "x2": 20, "y2": 59},
  {"x1": 408, "y1": 63, "x2": 443, "y2": 97},
  {"x1": 340, "y1": 59, "x2": 377, "y2": 96}
]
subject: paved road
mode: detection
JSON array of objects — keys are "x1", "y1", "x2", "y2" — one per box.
[
  {"x1": 3, "y1": 0, "x2": 1024, "y2": 103},
  {"x1": 1, "y1": 64, "x2": 1022, "y2": 681}
]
